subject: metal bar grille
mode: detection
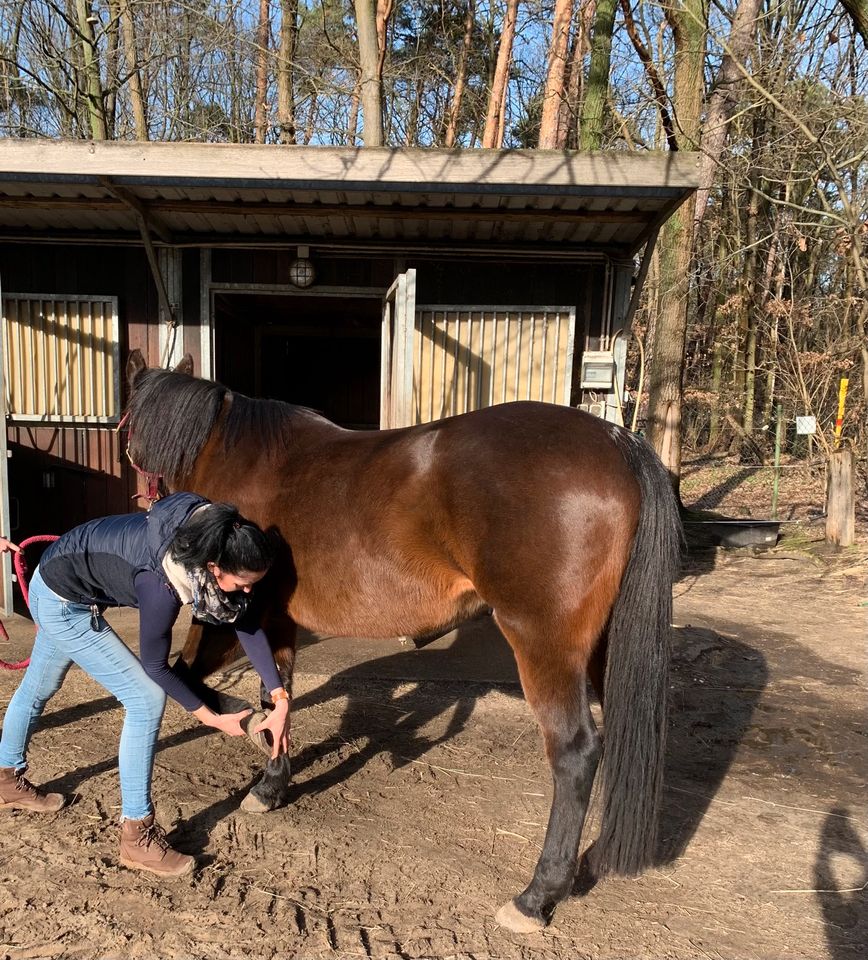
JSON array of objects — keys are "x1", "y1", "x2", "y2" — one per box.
[
  {"x1": 1, "y1": 294, "x2": 120, "y2": 423},
  {"x1": 413, "y1": 306, "x2": 576, "y2": 424}
]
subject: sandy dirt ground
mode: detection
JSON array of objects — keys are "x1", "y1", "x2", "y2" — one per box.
[{"x1": 0, "y1": 542, "x2": 865, "y2": 960}]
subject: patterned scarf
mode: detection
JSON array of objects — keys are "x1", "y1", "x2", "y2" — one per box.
[{"x1": 185, "y1": 566, "x2": 250, "y2": 625}]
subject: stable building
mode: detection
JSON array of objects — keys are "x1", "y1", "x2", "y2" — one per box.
[{"x1": 0, "y1": 140, "x2": 699, "y2": 613}]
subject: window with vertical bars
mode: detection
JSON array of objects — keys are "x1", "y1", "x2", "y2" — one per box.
[{"x1": 1, "y1": 294, "x2": 120, "y2": 422}]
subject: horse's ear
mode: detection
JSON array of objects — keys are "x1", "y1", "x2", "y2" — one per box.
[
  {"x1": 126, "y1": 349, "x2": 147, "y2": 388},
  {"x1": 174, "y1": 353, "x2": 195, "y2": 377}
]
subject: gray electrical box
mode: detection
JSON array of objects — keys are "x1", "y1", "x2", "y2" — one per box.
[{"x1": 580, "y1": 351, "x2": 616, "y2": 390}]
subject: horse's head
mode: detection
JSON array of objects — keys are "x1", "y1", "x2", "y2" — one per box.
[
  {"x1": 123, "y1": 350, "x2": 224, "y2": 489},
  {"x1": 126, "y1": 349, "x2": 194, "y2": 391}
]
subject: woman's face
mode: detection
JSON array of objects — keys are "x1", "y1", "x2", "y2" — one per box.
[{"x1": 206, "y1": 563, "x2": 266, "y2": 594}]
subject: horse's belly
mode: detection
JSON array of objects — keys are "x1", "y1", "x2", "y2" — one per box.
[{"x1": 287, "y1": 564, "x2": 482, "y2": 639}]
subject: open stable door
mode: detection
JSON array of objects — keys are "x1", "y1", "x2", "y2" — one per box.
[
  {"x1": 379, "y1": 269, "x2": 417, "y2": 429},
  {"x1": 0, "y1": 277, "x2": 13, "y2": 614},
  {"x1": 381, "y1": 274, "x2": 576, "y2": 431}
]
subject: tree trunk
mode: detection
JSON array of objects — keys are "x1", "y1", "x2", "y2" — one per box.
[
  {"x1": 539, "y1": 0, "x2": 573, "y2": 148},
  {"x1": 118, "y1": 0, "x2": 148, "y2": 140},
  {"x1": 6, "y1": 1, "x2": 24, "y2": 135},
  {"x1": 762, "y1": 316, "x2": 780, "y2": 431},
  {"x1": 579, "y1": 0, "x2": 616, "y2": 150},
  {"x1": 303, "y1": 88, "x2": 318, "y2": 144},
  {"x1": 619, "y1": 0, "x2": 677, "y2": 149},
  {"x1": 743, "y1": 307, "x2": 758, "y2": 438},
  {"x1": 105, "y1": 0, "x2": 119, "y2": 137},
  {"x1": 254, "y1": 0, "x2": 270, "y2": 143},
  {"x1": 348, "y1": 78, "x2": 361, "y2": 144},
  {"x1": 646, "y1": 198, "x2": 696, "y2": 483},
  {"x1": 376, "y1": 0, "x2": 393, "y2": 140},
  {"x1": 734, "y1": 114, "x2": 764, "y2": 446},
  {"x1": 75, "y1": 0, "x2": 107, "y2": 139},
  {"x1": 693, "y1": 0, "x2": 762, "y2": 235},
  {"x1": 482, "y1": 0, "x2": 518, "y2": 148},
  {"x1": 354, "y1": 0, "x2": 383, "y2": 145},
  {"x1": 707, "y1": 340, "x2": 725, "y2": 449},
  {"x1": 228, "y1": 3, "x2": 241, "y2": 141},
  {"x1": 407, "y1": 73, "x2": 423, "y2": 145},
  {"x1": 561, "y1": 0, "x2": 595, "y2": 148},
  {"x1": 376, "y1": 0, "x2": 393, "y2": 78},
  {"x1": 761, "y1": 243, "x2": 784, "y2": 429},
  {"x1": 277, "y1": 0, "x2": 298, "y2": 144},
  {"x1": 644, "y1": 0, "x2": 707, "y2": 486},
  {"x1": 444, "y1": 0, "x2": 476, "y2": 147},
  {"x1": 839, "y1": 0, "x2": 868, "y2": 46}
]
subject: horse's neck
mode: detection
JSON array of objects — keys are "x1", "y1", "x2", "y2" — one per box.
[{"x1": 184, "y1": 397, "x2": 339, "y2": 494}]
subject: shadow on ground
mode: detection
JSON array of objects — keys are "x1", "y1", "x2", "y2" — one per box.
[{"x1": 814, "y1": 809, "x2": 868, "y2": 960}]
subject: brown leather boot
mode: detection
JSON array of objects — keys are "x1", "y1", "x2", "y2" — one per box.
[
  {"x1": 119, "y1": 814, "x2": 195, "y2": 878},
  {"x1": 0, "y1": 767, "x2": 65, "y2": 812}
]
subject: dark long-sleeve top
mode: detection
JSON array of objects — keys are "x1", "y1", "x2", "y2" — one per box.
[{"x1": 134, "y1": 571, "x2": 282, "y2": 711}]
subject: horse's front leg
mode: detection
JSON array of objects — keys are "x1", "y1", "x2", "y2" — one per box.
[
  {"x1": 179, "y1": 617, "x2": 297, "y2": 814},
  {"x1": 240, "y1": 614, "x2": 297, "y2": 814}
]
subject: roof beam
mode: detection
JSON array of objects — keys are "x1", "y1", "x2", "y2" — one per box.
[
  {"x1": 95, "y1": 177, "x2": 177, "y2": 347},
  {"x1": 0, "y1": 194, "x2": 655, "y2": 226},
  {"x1": 97, "y1": 176, "x2": 173, "y2": 244},
  {"x1": 0, "y1": 228, "x2": 624, "y2": 258}
]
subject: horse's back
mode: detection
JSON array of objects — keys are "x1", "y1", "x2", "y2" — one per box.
[{"x1": 284, "y1": 402, "x2": 641, "y2": 635}]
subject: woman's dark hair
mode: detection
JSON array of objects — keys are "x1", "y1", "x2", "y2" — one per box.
[{"x1": 170, "y1": 503, "x2": 275, "y2": 574}]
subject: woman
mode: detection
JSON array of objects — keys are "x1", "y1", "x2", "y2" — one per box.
[{"x1": 0, "y1": 493, "x2": 289, "y2": 878}]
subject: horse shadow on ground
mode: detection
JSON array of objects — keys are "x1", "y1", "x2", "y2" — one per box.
[
  {"x1": 654, "y1": 622, "x2": 768, "y2": 866},
  {"x1": 178, "y1": 615, "x2": 522, "y2": 847},
  {"x1": 177, "y1": 613, "x2": 770, "y2": 891},
  {"x1": 814, "y1": 810, "x2": 868, "y2": 960}
]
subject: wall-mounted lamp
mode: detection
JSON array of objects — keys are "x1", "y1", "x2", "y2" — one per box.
[{"x1": 289, "y1": 245, "x2": 315, "y2": 288}]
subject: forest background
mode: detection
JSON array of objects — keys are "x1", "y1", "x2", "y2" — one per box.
[{"x1": 1, "y1": 0, "x2": 866, "y2": 502}]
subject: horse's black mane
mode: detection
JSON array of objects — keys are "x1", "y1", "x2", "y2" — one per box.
[{"x1": 126, "y1": 368, "x2": 316, "y2": 484}]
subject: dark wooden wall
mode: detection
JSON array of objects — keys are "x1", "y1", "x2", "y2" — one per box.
[{"x1": 2, "y1": 242, "x2": 162, "y2": 539}]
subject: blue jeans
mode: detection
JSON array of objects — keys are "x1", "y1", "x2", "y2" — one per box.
[{"x1": 0, "y1": 567, "x2": 166, "y2": 819}]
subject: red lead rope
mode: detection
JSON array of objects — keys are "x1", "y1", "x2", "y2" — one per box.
[{"x1": 0, "y1": 535, "x2": 59, "y2": 671}]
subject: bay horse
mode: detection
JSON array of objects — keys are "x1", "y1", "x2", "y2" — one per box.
[{"x1": 124, "y1": 349, "x2": 681, "y2": 933}]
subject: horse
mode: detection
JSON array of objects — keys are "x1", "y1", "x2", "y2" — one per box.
[{"x1": 123, "y1": 349, "x2": 681, "y2": 933}]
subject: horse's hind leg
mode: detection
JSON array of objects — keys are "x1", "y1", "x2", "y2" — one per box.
[{"x1": 494, "y1": 621, "x2": 602, "y2": 933}]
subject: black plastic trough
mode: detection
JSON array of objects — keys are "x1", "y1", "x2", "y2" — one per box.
[{"x1": 682, "y1": 519, "x2": 782, "y2": 549}]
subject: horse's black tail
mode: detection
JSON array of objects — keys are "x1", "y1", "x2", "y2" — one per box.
[{"x1": 591, "y1": 428, "x2": 682, "y2": 877}]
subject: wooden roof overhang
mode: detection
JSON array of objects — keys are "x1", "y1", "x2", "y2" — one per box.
[{"x1": 0, "y1": 140, "x2": 699, "y2": 258}]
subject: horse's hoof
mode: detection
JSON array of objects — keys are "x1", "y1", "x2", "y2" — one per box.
[
  {"x1": 494, "y1": 900, "x2": 546, "y2": 933},
  {"x1": 240, "y1": 792, "x2": 272, "y2": 814},
  {"x1": 240, "y1": 711, "x2": 272, "y2": 756}
]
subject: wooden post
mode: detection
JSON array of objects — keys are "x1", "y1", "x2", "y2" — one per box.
[{"x1": 826, "y1": 449, "x2": 855, "y2": 547}]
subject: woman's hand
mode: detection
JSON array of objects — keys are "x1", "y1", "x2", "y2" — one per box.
[
  {"x1": 193, "y1": 704, "x2": 253, "y2": 737},
  {"x1": 0, "y1": 537, "x2": 20, "y2": 555},
  {"x1": 253, "y1": 697, "x2": 291, "y2": 760}
]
